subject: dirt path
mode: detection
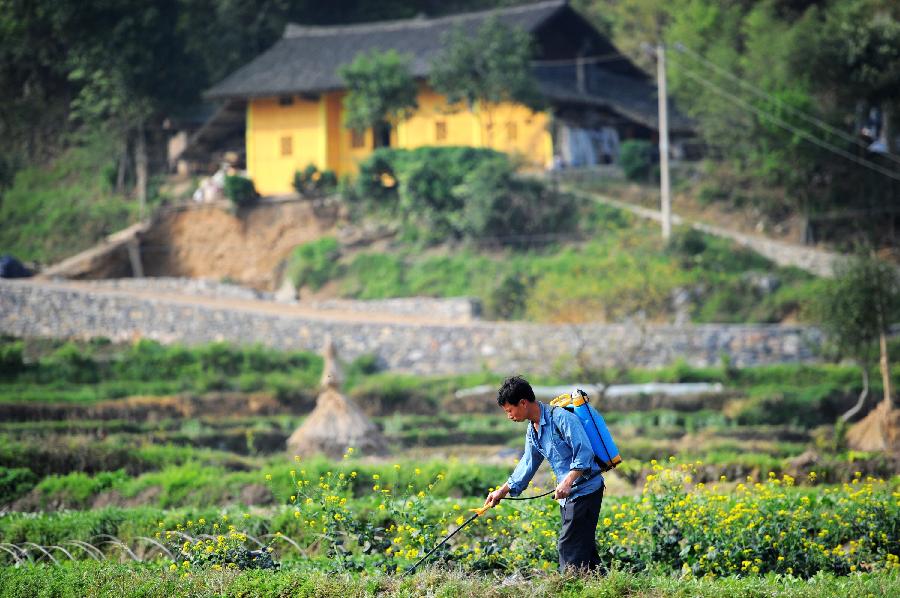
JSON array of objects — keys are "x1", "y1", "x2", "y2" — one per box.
[{"x1": 569, "y1": 186, "x2": 847, "y2": 277}]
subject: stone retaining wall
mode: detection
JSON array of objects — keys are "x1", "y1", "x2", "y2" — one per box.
[{"x1": 0, "y1": 280, "x2": 822, "y2": 375}]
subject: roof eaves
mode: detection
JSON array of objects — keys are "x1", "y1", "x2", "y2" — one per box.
[{"x1": 283, "y1": 0, "x2": 566, "y2": 38}]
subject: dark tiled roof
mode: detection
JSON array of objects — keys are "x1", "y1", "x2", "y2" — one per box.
[
  {"x1": 205, "y1": 1, "x2": 568, "y2": 100},
  {"x1": 539, "y1": 69, "x2": 694, "y2": 133}
]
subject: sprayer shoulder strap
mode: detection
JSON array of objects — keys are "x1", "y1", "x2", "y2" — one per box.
[
  {"x1": 548, "y1": 406, "x2": 564, "y2": 442},
  {"x1": 550, "y1": 405, "x2": 598, "y2": 479}
]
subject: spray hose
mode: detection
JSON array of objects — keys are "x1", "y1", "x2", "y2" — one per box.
[{"x1": 404, "y1": 487, "x2": 561, "y2": 575}]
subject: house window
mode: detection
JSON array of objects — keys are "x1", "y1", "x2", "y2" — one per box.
[
  {"x1": 351, "y1": 129, "x2": 366, "y2": 149},
  {"x1": 280, "y1": 136, "x2": 293, "y2": 157},
  {"x1": 278, "y1": 96, "x2": 294, "y2": 106},
  {"x1": 435, "y1": 121, "x2": 447, "y2": 142},
  {"x1": 506, "y1": 122, "x2": 518, "y2": 142}
]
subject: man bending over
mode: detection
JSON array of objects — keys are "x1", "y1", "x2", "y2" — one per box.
[{"x1": 483, "y1": 375, "x2": 605, "y2": 572}]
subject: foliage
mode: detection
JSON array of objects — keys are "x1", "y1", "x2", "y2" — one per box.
[
  {"x1": 0, "y1": 340, "x2": 23, "y2": 379},
  {"x1": 162, "y1": 515, "x2": 278, "y2": 572},
  {"x1": 430, "y1": 16, "x2": 545, "y2": 115},
  {"x1": 457, "y1": 157, "x2": 579, "y2": 246},
  {"x1": 813, "y1": 253, "x2": 900, "y2": 366},
  {"x1": 0, "y1": 467, "x2": 37, "y2": 505},
  {"x1": 292, "y1": 164, "x2": 337, "y2": 197},
  {"x1": 339, "y1": 49, "x2": 418, "y2": 134},
  {"x1": 223, "y1": 175, "x2": 258, "y2": 208},
  {"x1": 285, "y1": 237, "x2": 342, "y2": 291},
  {"x1": 2, "y1": 561, "x2": 898, "y2": 597},
  {"x1": 619, "y1": 139, "x2": 657, "y2": 182},
  {"x1": 651, "y1": 0, "x2": 900, "y2": 247},
  {"x1": 350, "y1": 147, "x2": 579, "y2": 244},
  {"x1": 0, "y1": 129, "x2": 137, "y2": 264},
  {"x1": 0, "y1": 338, "x2": 322, "y2": 402}
]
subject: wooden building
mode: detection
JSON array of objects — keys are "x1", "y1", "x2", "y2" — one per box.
[{"x1": 204, "y1": 1, "x2": 690, "y2": 196}]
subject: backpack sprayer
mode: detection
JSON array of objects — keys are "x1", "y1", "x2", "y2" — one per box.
[
  {"x1": 406, "y1": 389, "x2": 621, "y2": 575},
  {"x1": 549, "y1": 389, "x2": 622, "y2": 472}
]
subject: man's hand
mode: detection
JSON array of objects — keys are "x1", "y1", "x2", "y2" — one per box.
[
  {"x1": 553, "y1": 479, "x2": 573, "y2": 500},
  {"x1": 553, "y1": 470, "x2": 583, "y2": 500},
  {"x1": 484, "y1": 483, "x2": 510, "y2": 508}
]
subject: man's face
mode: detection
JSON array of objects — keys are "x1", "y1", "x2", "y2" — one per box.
[{"x1": 502, "y1": 400, "x2": 528, "y2": 422}]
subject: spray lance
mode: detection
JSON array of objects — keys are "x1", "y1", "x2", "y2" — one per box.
[
  {"x1": 406, "y1": 389, "x2": 621, "y2": 575},
  {"x1": 404, "y1": 486, "x2": 560, "y2": 575}
]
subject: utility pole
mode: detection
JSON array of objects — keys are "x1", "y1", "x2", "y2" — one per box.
[{"x1": 656, "y1": 43, "x2": 672, "y2": 241}]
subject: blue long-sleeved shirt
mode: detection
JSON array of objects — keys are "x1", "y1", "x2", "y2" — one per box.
[{"x1": 506, "y1": 402, "x2": 604, "y2": 500}]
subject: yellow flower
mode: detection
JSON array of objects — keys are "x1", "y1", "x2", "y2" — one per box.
[{"x1": 265, "y1": 474, "x2": 272, "y2": 481}]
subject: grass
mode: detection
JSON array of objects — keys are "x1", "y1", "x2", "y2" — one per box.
[
  {"x1": 0, "y1": 130, "x2": 144, "y2": 265},
  {"x1": 287, "y1": 197, "x2": 823, "y2": 324},
  {"x1": 1, "y1": 561, "x2": 897, "y2": 597}
]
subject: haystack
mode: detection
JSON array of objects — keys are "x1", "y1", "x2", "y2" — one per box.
[
  {"x1": 846, "y1": 399, "x2": 900, "y2": 455},
  {"x1": 287, "y1": 338, "x2": 387, "y2": 458}
]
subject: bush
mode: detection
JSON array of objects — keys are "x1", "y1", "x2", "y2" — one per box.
[
  {"x1": 285, "y1": 237, "x2": 342, "y2": 290},
  {"x1": 0, "y1": 340, "x2": 24, "y2": 379},
  {"x1": 619, "y1": 139, "x2": 657, "y2": 182},
  {"x1": 293, "y1": 164, "x2": 337, "y2": 197},
  {"x1": 40, "y1": 342, "x2": 99, "y2": 384},
  {"x1": 0, "y1": 466, "x2": 37, "y2": 505},
  {"x1": 224, "y1": 175, "x2": 258, "y2": 208},
  {"x1": 458, "y1": 157, "x2": 579, "y2": 246},
  {"x1": 350, "y1": 146, "x2": 504, "y2": 238}
]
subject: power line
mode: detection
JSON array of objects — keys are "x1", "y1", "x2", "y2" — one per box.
[
  {"x1": 671, "y1": 60, "x2": 900, "y2": 183},
  {"x1": 671, "y1": 42, "x2": 900, "y2": 167}
]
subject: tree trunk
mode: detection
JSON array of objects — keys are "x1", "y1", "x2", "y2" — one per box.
[
  {"x1": 116, "y1": 135, "x2": 129, "y2": 194},
  {"x1": 840, "y1": 364, "x2": 870, "y2": 422},
  {"x1": 880, "y1": 330, "x2": 893, "y2": 407},
  {"x1": 134, "y1": 120, "x2": 148, "y2": 218}
]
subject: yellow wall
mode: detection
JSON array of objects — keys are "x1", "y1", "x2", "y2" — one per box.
[
  {"x1": 246, "y1": 96, "x2": 323, "y2": 196},
  {"x1": 246, "y1": 85, "x2": 553, "y2": 195}
]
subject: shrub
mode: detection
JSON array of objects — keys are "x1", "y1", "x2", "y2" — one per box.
[
  {"x1": 458, "y1": 157, "x2": 579, "y2": 245},
  {"x1": 0, "y1": 340, "x2": 24, "y2": 379},
  {"x1": 351, "y1": 146, "x2": 503, "y2": 236},
  {"x1": 0, "y1": 466, "x2": 37, "y2": 505},
  {"x1": 285, "y1": 237, "x2": 342, "y2": 291},
  {"x1": 224, "y1": 175, "x2": 258, "y2": 208},
  {"x1": 485, "y1": 271, "x2": 530, "y2": 320},
  {"x1": 40, "y1": 342, "x2": 99, "y2": 384},
  {"x1": 619, "y1": 139, "x2": 657, "y2": 182},
  {"x1": 293, "y1": 164, "x2": 337, "y2": 197}
]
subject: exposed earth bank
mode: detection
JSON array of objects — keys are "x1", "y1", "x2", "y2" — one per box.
[{"x1": 139, "y1": 199, "x2": 342, "y2": 290}]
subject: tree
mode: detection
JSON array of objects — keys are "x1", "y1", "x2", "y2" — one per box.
[
  {"x1": 339, "y1": 49, "x2": 418, "y2": 145},
  {"x1": 429, "y1": 16, "x2": 544, "y2": 142},
  {"x1": 814, "y1": 253, "x2": 900, "y2": 423}
]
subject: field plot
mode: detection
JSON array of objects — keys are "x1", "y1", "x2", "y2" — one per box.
[{"x1": 1, "y1": 337, "x2": 898, "y2": 596}]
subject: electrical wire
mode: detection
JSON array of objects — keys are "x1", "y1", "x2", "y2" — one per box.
[
  {"x1": 670, "y1": 60, "x2": 900, "y2": 182},
  {"x1": 671, "y1": 42, "x2": 900, "y2": 167}
]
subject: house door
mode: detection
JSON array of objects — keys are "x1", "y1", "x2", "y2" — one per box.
[{"x1": 374, "y1": 122, "x2": 392, "y2": 148}]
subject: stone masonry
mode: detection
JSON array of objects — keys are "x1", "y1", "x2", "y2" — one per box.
[{"x1": 0, "y1": 279, "x2": 822, "y2": 375}]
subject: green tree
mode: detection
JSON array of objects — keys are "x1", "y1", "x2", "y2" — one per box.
[
  {"x1": 339, "y1": 49, "x2": 418, "y2": 145},
  {"x1": 814, "y1": 254, "x2": 900, "y2": 422},
  {"x1": 429, "y1": 16, "x2": 544, "y2": 141}
]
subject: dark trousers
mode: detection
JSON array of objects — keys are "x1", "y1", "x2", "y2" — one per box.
[{"x1": 558, "y1": 485, "x2": 604, "y2": 572}]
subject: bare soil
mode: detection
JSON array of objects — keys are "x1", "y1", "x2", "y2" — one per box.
[{"x1": 140, "y1": 199, "x2": 343, "y2": 290}]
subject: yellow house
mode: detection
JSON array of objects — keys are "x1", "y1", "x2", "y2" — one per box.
[
  {"x1": 240, "y1": 87, "x2": 553, "y2": 195},
  {"x1": 204, "y1": 1, "x2": 687, "y2": 196}
]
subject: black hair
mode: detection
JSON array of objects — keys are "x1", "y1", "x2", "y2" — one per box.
[{"x1": 497, "y1": 375, "x2": 536, "y2": 406}]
